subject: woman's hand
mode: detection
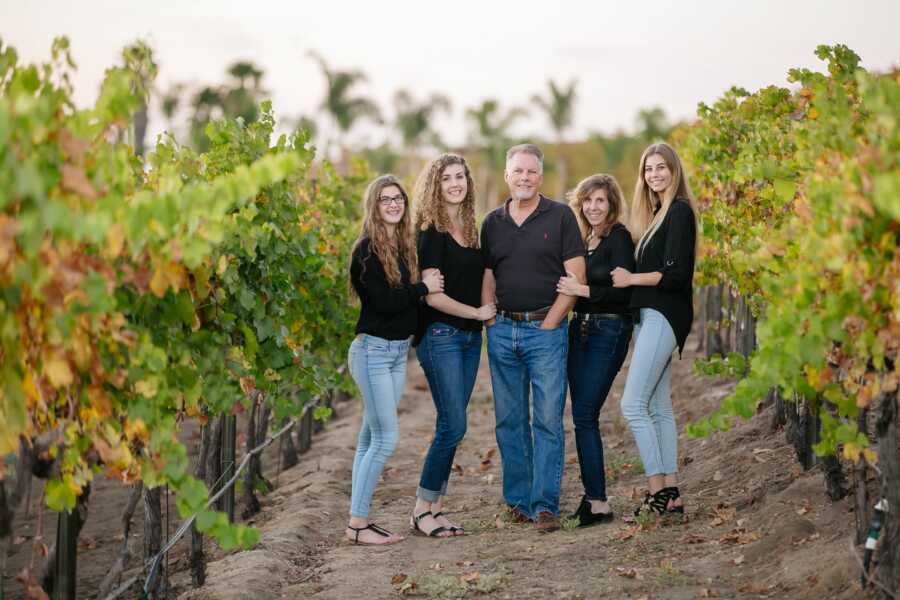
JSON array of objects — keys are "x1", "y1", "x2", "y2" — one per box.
[
  {"x1": 475, "y1": 303, "x2": 497, "y2": 321},
  {"x1": 556, "y1": 271, "x2": 586, "y2": 297},
  {"x1": 422, "y1": 269, "x2": 444, "y2": 294},
  {"x1": 611, "y1": 267, "x2": 632, "y2": 288}
]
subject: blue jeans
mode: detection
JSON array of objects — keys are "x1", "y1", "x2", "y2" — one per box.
[
  {"x1": 568, "y1": 317, "x2": 633, "y2": 501},
  {"x1": 348, "y1": 334, "x2": 410, "y2": 518},
  {"x1": 486, "y1": 314, "x2": 568, "y2": 517},
  {"x1": 620, "y1": 308, "x2": 678, "y2": 477},
  {"x1": 415, "y1": 322, "x2": 482, "y2": 502}
]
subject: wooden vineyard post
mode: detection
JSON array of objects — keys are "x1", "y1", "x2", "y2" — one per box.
[
  {"x1": 222, "y1": 415, "x2": 237, "y2": 523},
  {"x1": 299, "y1": 408, "x2": 313, "y2": 454},
  {"x1": 53, "y1": 510, "x2": 77, "y2": 600}
]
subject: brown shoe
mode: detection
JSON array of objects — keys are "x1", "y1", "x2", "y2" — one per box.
[
  {"x1": 534, "y1": 511, "x2": 560, "y2": 532},
  {"x1": 506, "y1": 506, "x2": 532, "y2": 524}
]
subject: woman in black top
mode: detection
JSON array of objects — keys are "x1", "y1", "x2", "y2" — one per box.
[
  {"x1": 346, "y1": 175, "x2": 444, "y2": 545},
  {"x1": 409, "y1": 154, "x2": 496, "y2": 538},
  {"x1": 611, "y1": 142, "x2": 699, "y2": 516},
  {"x1": 555, "y1": 174, "x2": 634, "y2": 527}
]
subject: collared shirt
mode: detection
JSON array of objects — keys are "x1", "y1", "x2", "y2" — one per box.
[{"x1": 481, "y1": 195, "x2": 584, "y2": 312}]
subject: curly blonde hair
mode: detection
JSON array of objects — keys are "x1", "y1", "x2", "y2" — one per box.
[
  {"x1": 413, "y1": 153, "x2": 478, "y2": 248},
  {"x1": 350, "y1": 174, "x2": 418, "y2": 296},
  {"x1": 567, "y1": 174, "x2": 628, "y2": 242}
]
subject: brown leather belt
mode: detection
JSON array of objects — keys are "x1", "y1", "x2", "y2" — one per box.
[{"x1": 498, "y1": 307, "x2": 552, "y2": 322}]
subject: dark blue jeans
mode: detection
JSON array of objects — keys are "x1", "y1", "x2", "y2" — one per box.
[
  {"x1": 567, "y1": 316, "x2": 633, "y2": 501},
  {"x1": 487, "y1": 315, "x2": 568, "y2": 517},
  {"x1": 415, "y1": 322, "x2": 482, "y2": 502}
]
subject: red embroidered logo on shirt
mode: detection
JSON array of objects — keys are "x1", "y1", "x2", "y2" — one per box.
[{"x1": 544, "y1": 232, "x2": 549, "y2": 240}]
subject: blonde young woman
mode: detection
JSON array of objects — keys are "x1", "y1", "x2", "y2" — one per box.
[
  {"x1": 555, "y1": 174, "x2": 634, "y2": 527},
  {"x1": 611, "y1": 143, "x2": 699, "y2": 515},
  {"x1": 409, "y1": 154, "x2": 495, "y2": 538},
  {"x1": 346, "y1": 175, "x2": 444, "y2": 545}
]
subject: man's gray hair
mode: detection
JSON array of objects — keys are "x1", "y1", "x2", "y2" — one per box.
[{"x1": 505, "y1": 143, "x2": 544, "y2": 173}]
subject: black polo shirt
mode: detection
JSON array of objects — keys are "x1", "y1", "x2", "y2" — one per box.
[{"x1": 481, "y1": 195, "x2": 585, "y2": 312}]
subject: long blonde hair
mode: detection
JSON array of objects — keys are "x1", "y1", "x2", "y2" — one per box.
[
  {"x1": 350, "y1": 175, "x2": 418, "y2": 296},
  {"x1": 567, "y1": 174, "x2": 628, "y2": 242},
  {"x1": 413, "y1": 153, "x2": 479, "y2": 248},
  {"x1": 630, "y1": 142, "x2": 699, "y2": 258}
]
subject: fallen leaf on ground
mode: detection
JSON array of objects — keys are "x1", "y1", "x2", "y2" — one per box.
[
  {"x1": 738, "y1": 582, "x2": 775, "y2": 593},
  {"x1": 679, "y1": 533, "x2": 707, "y2": 544},
  {"x1": 456, "y1": 560, "x2": 474, "y2": 567},
  {"x1": 481, "y1": 447, "x2": 496, "y2": 460},
  {"x1": 391, "y1": 574, "x2": 408, "y2": 585},
  {"x1": 479, "y1": 459, "x2": 492, "y2": 471},
  {"x1": 15, "y1": 568, "x2": 49, "y2": 600},
  {"x1": 615, "y1": 526, "x2": 638, "y2": 541},
  {"x1": 460, "y1": 571, "x2": 480, "y2": 583},
  {"x1": 697, "y1": 588, "x2": 720, "y2": 598},
  {"x1": 719, "y1": 528, "x2": 761, "y2": 545},
  {"x1": 452, "y1": 463, "x2": 463, "y2": 475},
  {"x1": 732, "y1": 555, "x2": 745, "y2": 565},
  {"x1": 615, "y1": 567, "x2": 638, "y2": 578}
]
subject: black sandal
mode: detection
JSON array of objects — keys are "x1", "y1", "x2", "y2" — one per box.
[
  {"x1": 434, "y1": 511, "x2": 465, "y2": 535},
  {"x1": 410, "y1": 511, "x2": 449, "y2": 537},
  {"x1": 661, "y1": 486, "x2": 684, "y2": 514},
  {"x1": 570, "y1": 495, "x2": 614, "y2": 527},
  {"x1": 633, "y1": 489, "x2": 671, "y2": 516},
  {"x1": 347, "y1": 523, "x2": 396, "y2": 545}
]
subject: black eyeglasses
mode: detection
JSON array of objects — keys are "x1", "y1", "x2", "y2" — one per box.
[{"x1": 378, "y1": 195, "x2": 406, "y2": 207}]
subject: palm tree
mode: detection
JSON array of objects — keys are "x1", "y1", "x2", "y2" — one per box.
[
  {"x1": 465, "y1": 99, "x2": 527, "y2": 211},
  {"x1": 531, "y1": 78, "x2": 577, "y2": 199},
  {"x1": 121, "y1": 41, "x2": 157, "y2": 157},
  {"x1": 393, "y1": 89, "x2": 452, "y2": 155},
  {"x1": 307, "y1": 51, "x2": 381, "y2": 158},
  {"x1": 222, "y1": 61, "x2": 266, "y2": 124},
  {"x1": 635, "y1": 107, "x2": 669, "y2": 142}
]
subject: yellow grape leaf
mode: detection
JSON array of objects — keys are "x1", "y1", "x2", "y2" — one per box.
[
  {"x1": 124, "y1": 418, "x2": 148, "y2": 441},
  {"x1": 134, "y1": 379, "x2": 158, "y2": 398},
  {"x1": 163, "y1": 262, "x2": 187, "y2": 291},
  {"x1": 106, "y1": 224, "x2": 125, "y2": 258},
  {"x1": 71, "y1": 328, "x2": 92, "y2": 370},
  {"x1": 217, "y1": 255, "x2": 229, "y2": 275},
  {"x1": 43, "y1": 356, "x2": 73, "y2": 388},
  {"x1": 87, "y1": 385, "x2": 113, "y2": 418},
  {"x1": 149, "y1": 265, "x2": 168, "y2": 298},
  {"x1": 842, "y1": 442, "x2": 861, "y2": 462},
  {"x1": 23, "y1": 371, "x2": 39, "y2": 402}
]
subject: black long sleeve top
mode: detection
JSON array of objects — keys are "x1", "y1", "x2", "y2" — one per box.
[
  {"x1": 350, "y1": 237, "x2": 428, "y2": 340},
  {"x1": 629, "y1": 199, "x2": 697, "y2": 354},
  {"x1": 574, "y1": 222, "x2": 635, "y2": 315}
]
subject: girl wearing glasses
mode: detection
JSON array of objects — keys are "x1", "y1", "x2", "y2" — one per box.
[
  {"x1": 346, "y1": 174, "x2": 444, "y2": 545},
  {"x1": 409, "y1": 154, "x2": 495, "y2": 538}
]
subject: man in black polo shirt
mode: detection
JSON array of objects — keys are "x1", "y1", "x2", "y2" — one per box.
[{"x1": 480, "y1": 143, "x2": 586, "y2": 532}]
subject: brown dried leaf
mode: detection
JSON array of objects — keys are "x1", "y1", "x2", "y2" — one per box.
[
  {"x1": 615, "y1": 567, "x2": 638, "y2": 578},
  {"x1": 479, "y1": 459, "x2": 492, "y2": 471},
  {"x1": 697, "y1": 588, "x2": 720, "y2": 598},
  {"x1": 16, "y1": 568, "x2": 50, "y2": 600},
  {"x1": 460, "y1": 571, "x2": 480, "y2": 583},
  {"x1": 61, "y1": 164, "x2": 97, "y2": 199},
  {"x1": 391, "y1": 573, "x2": 408, "y2": 585},
  {"x1": 738, "y1": 583, "x2": 774, "y2": 594},
  {"x1": 679, "y1": 533, "x2": 707, "y2": 544}
]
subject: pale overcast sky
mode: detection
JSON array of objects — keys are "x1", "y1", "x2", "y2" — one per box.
[{"x1": 2, "y1": 0, "x2": 898, "y2": 147}]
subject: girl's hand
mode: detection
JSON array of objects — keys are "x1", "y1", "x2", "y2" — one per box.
[
  {"x1": 422, "y1": 270, "x2": 444, "y2": 294},
  {"x1": 611, "y1": 267, "x2": 632, "y2": 288},
  {"x1": 556, "y1": 272, "x2": 583, "y2": 297},
  {"x1": 475, "y1": 303, "x2": 497, "y2": 321}
]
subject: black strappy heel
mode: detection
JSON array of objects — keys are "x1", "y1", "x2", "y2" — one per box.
[
  {"x1": 434, "y1": 511, "x2": 465, "y2": 535},
  {"x1": 410, "y1": 511, "x2": 449, "y2": 537},
  {"x1": 634, "y1": 489, "x2": 672, "y2": 516},
  {"x1": 661, "y1": 486, "x2": 684, "y2": 513},
  {"x1": 347, "y1": 523, "x2": 394, "y2": 545}
]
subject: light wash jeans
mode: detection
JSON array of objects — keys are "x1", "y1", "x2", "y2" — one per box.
[
  {"x1": 348, "y1": 334, "x2": 410, "y2": 518},
  {"x1": 486, "y1": 315, "x2": 568, "y2": 518},
  {"x1": 620, "y1": 308, "x2": 678, "y2": 477}
]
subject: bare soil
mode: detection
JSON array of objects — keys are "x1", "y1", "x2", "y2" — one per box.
[{"x1": 3, "y1": 340, "x2": 871, "y2": 599}]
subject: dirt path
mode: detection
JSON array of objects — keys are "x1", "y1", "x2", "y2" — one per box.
[{"x1": 175, "y1": 343, "x2": 865, "y2": 600}]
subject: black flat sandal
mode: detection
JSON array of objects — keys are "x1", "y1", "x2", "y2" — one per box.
[
  {"x1": 347, "y1": 523, "x2": 396, "y2": 545},
  {"x1": 434, "y1": 511, "x2": 465, "y2": 535},
  {"x1": 410, "y1": 511, "x2": 449, "y2": 537},
  {"x1": 570, "y1": 495, "x2": 614, "y2": 527}
]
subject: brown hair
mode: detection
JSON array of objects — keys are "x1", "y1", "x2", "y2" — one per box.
[
  {"x1": 630, "y1": 142, "x2": 699, "y2": 258},
  {"x1": 567, "y1": 174, "x2": 628, "y2": 242},
  {"x1": 413, "y1": 153, "x2": 478, "y2": 248},
  {"x1": 350, "y1": 174, "x2": 418, "y2": 297}
]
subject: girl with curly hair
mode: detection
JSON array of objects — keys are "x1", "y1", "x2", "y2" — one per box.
[
  {"x1": 409, "y1": 154, "x2": 496, "y2": 538},
  {"x1": 611, "y1": 142, "x2": 699, "y2": 516},
  {"x1": 346, "y1": 174, "x2": 444, "y2": 545},
  {"x1": 556, "y1": 174, "x2": 634, "y2": 527}
]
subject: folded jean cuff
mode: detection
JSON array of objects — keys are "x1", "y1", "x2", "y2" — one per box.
[{"x1": 416, "y1": 486, "x2": 442, "y2": 503}]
